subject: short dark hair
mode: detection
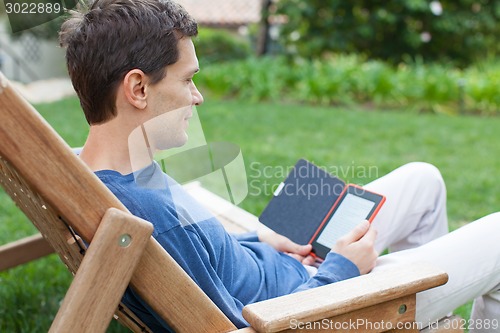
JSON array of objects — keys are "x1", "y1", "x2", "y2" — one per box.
[{"x1": 59, "y1": 0, "x2": 198, "y2": 124}]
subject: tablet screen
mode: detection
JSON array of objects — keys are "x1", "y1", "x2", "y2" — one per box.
[{"x1": 316, "y1": 193, "x2": 375, "y2": 248}]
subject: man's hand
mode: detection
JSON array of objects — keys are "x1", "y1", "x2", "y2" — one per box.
[
  {"x1": 257, "y1": 228, "x2": 316, "y2": 266},
  {"x1": 331, "y1": 220, "x2": 378, "y2": 274}
]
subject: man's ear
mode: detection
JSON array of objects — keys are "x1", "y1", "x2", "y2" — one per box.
[{"x1": 123, "y1": 69, "x2": 149, "y2": 110}]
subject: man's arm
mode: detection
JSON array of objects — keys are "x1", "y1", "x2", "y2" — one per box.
[{"x1": 257, "y1": 220, "x2": 378, "y2": 274}]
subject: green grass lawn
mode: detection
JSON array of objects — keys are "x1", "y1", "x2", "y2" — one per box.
[{"x1": 1, "y1": 96, "x2": 499, "y2": 331}]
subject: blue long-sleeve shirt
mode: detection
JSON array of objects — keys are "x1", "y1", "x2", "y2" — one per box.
[{"x1": 96, "y1": 162, "x2": 359, "y2": 332}]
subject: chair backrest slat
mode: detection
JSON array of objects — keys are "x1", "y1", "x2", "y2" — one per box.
[{"x1": 0, "y1": 72, "x2": 236, "y2": 333}]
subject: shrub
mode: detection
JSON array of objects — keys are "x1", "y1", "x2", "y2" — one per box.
[
  {"x1": 275, "y1": 0, "x2": 500, "y2": 67},
  {"x1": 196, "y1": 55, "x2": 499, "y2": 115},
  {"x1": 194, "y1": 28, "x2": 252, "y2": 65}
]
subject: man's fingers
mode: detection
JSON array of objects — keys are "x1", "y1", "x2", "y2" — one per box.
[
  {"x1": 296, "y1": 243, "x2": 313, "y2": 256},
  {"x1": 274, "y1": 232, "x2": 312, "y2": 255},
  {"x1": 361, "y1": 225, "x2": 378, "y2": 244},
  {"x1": 340, "y1": 220, "x2": 370, "y2": 244},
  {"x1": 286, "y1": 242, "x2": 312, "y2": 256}
]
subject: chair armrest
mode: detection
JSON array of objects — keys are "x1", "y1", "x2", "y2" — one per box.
[
  {"x1": 49, "y1": 208, "x2": 153, "y2": 333},
  {"x1": 242, "y1": 262, "x2": 448, "y2": 333}
]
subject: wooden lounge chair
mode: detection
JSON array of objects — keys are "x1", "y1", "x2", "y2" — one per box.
[{"x1": 0, "y1": 71, "x2": 461, "y2": 332}]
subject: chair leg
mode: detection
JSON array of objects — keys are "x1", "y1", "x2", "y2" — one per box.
[{"x1": 49, "y1": 208, "x2": 153, "y2": 333}]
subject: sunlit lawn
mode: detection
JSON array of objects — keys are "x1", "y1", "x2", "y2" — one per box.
[{"x1": 1, "y1": 96, "x2": 499, "y2": 331}]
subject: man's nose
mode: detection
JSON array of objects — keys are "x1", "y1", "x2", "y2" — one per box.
[{"x1": 193, "y1": 84, "x2": 204, "y2": 106}]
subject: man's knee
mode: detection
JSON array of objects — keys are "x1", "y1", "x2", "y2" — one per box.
[{"x1": 402, "y1": 162, "x2": 446, "y2": 191}]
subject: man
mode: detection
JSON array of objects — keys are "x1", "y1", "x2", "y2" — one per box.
[{"x1": 59, "y1": 0, "x2": 500, "y2": 332}]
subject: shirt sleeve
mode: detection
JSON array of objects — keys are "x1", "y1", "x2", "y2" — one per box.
[
  {"x1": 234, "y1": 232, "x2": 360, "y2": 293},
  {"x1": 292, "y1": 252, "x2": 360, "y2": 293},
  {"x1": 232, "y1": 231, "x2": 259, "y2": 242}
]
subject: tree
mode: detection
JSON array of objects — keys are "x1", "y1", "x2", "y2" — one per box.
[{"x1": 276, "y1": 0, "x2": 499, "y2": 66}]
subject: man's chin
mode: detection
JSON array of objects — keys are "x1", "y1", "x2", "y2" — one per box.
[
  {"x1": 177, "y1": 134, "x2": 189, "y2": 148},
  {"x1": 162, "y1": 134, "x2": 188, "y2": 150}
]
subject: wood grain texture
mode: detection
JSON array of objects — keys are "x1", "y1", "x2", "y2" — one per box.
[
  {"x1": 49, "y1": 208, "x2": 153, "y2": 332},
  {"x1": 242, "y1": 263, "x2": 447, "y2": 332},
  {"x1": 279, "y1": 295, "x2": 416, "y2": 333},
  {"x1": 0, "y1": 233, "x2": 54, "y2": 271},
  {"x1": 0, "y1": 73, "x2": 236, "y2": 333}
]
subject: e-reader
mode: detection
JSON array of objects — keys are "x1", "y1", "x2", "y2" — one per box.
[{"x1": 310, "y1": 184, "x2": 385, "y2": 259}]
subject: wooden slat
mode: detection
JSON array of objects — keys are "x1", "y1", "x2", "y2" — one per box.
[
  {"x1": 0, "y1": 233, "x2": 54, "y2": 271},
  {"x1": 50, "y1": 208, "x2": 153, "y2": 333},
  {"x1": 242, "y1": 263, "x2": 448, "y2": 333},
  {"x1": 280, "y1": 295, "x2": 416, "y2": 333},
  {"x1": 0, "y1": 72, "x2": 236, "y2": 333}
]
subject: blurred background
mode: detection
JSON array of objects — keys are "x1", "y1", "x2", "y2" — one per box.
[{"x1": 0, "y1": 0, "x2": 498, "y2": 112}]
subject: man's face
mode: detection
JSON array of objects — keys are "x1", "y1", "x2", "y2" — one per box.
[{"x1": 143, "y1": 37, "x2": 203, "y2": 150}]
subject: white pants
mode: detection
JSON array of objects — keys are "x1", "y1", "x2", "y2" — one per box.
[{"x1": 365, "y1": 162, "x2": 500, "y2": 332}]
